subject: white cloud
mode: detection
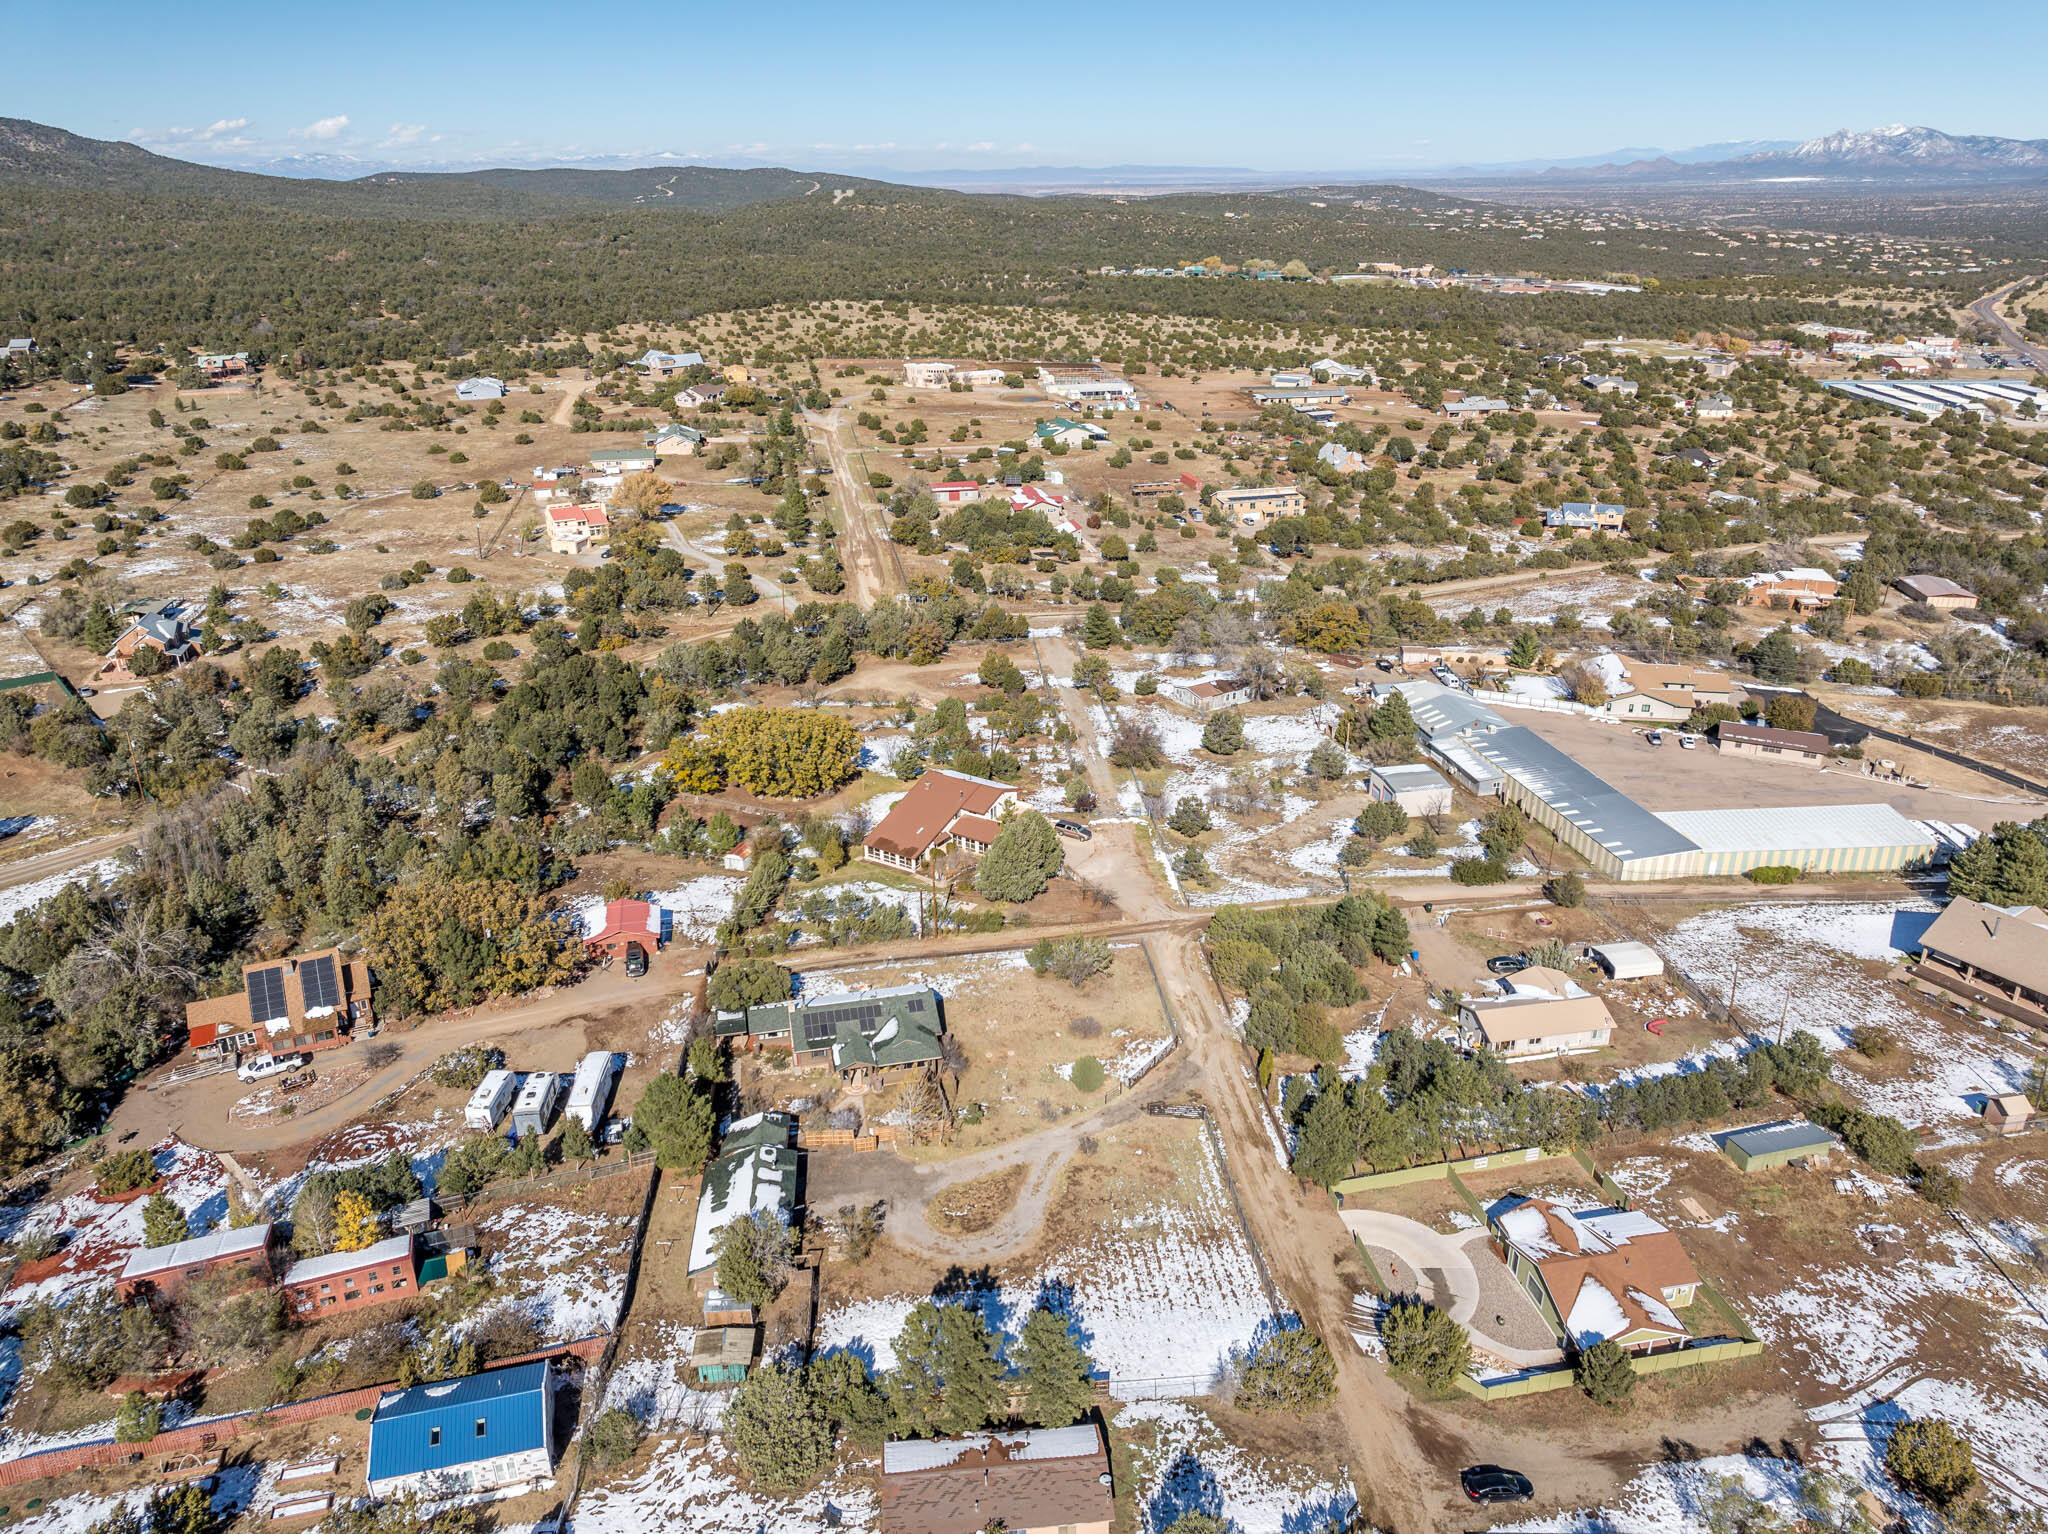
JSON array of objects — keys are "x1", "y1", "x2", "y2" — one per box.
[
  {"x1": 964, "y1": 140, "x2": 997, "y2": 153},
  {"x1": 197, "y1": 117, "x2": 249, "y2": 140},
  {"x1": 296, "y1": 115, "x2": 350, "y2": 141},
  {"x1": 380, "y1": 122, "x2": 434, "y2": 147}
]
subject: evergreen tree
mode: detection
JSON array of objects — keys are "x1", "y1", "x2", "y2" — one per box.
[
  {"x1": 1202, "y1": 709, "x2": 1245, "y2": 755},
  {"x1": 1382, "y1": 1299, "x2": 1471, "y2": 1390},
  {"x1": 141, "y1": 1193, "x2": 189, "y2": 1250},
  {"x1": 888, "y1": 1300, "x2": 1004, "y2": 1436},
  {"x1": 1575, "y1": 1338, "x2": 1636, "y2": 1409},
  {"x1": 1012, "y1": 1304, "x2": 1097, "y2": 1428},
  {"x1": 1947, "y1": 819, "x2": 2048, "y2": 906},
  {"x1": 1079, "y1": 602, "x2": 1118, "y2": 650},
  {"x1": 1508, "y1": 629, "x2": 1541, "y2": 669},
  {"x1": 1367, "y1": 690, "x2": 1415, "y2": 746},
  {"x1": 724, "y1": 1362, "x2": 832, "y2": 1491},
  {"x1": 1748, "y1": 626, "x2": 1802, "y2": 684},
  {"x1": 1235, "y1": 1327, "x2": 1337, "y2": 1412},
  {"x1": 975, "y1": 811, "x2": 1064, "y2": 902},
  {"x1": 811, "y1": 625, "x2": 854, "y2": 683},
  {"x1": 1291, "y1": 1086, "x2": 1361, "y2": 1187}
]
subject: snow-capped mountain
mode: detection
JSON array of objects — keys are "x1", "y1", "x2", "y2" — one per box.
[{"x1": 1755, "y1": 124, "x2": 2048, "y2": 171}]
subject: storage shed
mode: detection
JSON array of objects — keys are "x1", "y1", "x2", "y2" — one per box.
[
  {"x1": 1723, "y1": 1120, "x2": 1840, "y2": 1172},
  {"x1": 1368, "y1": 763, "x2": 1453, "y2": 818},
  {"x1": 1586, "y1": 941, "x2": 1665, "y2": 981},
  {"x1": 1984, "y1": 1094, "x2": 2034, "y2": 1135},
  {"x1": 691, "y1": 1326, "x2": 756, "y2": 1384}
]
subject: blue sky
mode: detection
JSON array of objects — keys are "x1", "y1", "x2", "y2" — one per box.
[{"x1": 13, "y1": 0, "x2": 2047, "y2": 174}]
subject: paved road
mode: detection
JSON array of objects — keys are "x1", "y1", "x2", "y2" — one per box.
[{"x1": 1969, "y1": 278, "x2": 2048, "y2": 373}]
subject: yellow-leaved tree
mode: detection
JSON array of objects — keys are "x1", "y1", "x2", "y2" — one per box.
[
  {"x1": 361, "y1": 876, "x2": 580, "y2": 1017},
  {"x1": 663, "y1": 706, "x2": 859, "y2": 799},
  {"x1": 332, "y1": 1189, "x2": 380, "y2": 1252}
]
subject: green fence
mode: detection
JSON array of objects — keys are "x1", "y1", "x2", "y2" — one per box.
[
  {"x1": 1333, "y1": 1145, "x2": 1561, "y2": 1199},
  {"x1": 1572, "y1": 1146, "x2": 1635, "y2": 1208},
  {"x1": 1454, "y1": 1336, "x2": 1762, "y2": 1401},
  {"x1": 1444, "y1": 1166, "x2": 1487, "y2": 1223}
]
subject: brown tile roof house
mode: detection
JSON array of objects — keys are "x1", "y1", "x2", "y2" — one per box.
[
  {"x1": 879, "y1": 1424, "x2": 1114, "y2": 1534},
  {"x1": 184, "y1": 948, "x2": 372, "y2": 1059},
  {"x1": 1490, "y1": 1197, "x2": 1701, "y2": 1354},
  {"x1": 1457, "y1": 967, "x2": 1615, "y2": 1058},
  {"x1": 863, "y1": 769, "x2": 1017, "y2": 870},
  {"x1": 1713, "y1": 721, "x2": 1830, "y2": 764},
  {"x1": 1914, "y1": 898, "x2": 2048, "y2": 1023}
]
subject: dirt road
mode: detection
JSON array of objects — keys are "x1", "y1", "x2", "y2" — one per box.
[
  {"x1": 801, "y1": 404, "x2": 899, "y2": 604},
  {"x1": 0, "y1": 825, "x2": 146, "y2": 894}
]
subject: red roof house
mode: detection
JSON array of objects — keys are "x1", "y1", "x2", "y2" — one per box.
[
  {"x1": 583, "y1": 898, "x2": 670, "y2": 958},
  {"x1": 863, "y1": 769, "x2": 1019, "y2": 871}
]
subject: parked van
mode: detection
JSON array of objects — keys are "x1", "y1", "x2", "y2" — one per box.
[
  {"x1": 564, "y1": 1051, "x2": 620, "y2": 1133},
  {"x1": 510, "y1": 1071, "x2": 563, "y2": 1138},
  {"x1": 465, "y1": 1069, "x2": 518, "y2": 1132}
]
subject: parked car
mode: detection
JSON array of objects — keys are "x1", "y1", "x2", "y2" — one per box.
[
  {"x1": 1461, "y1": 1466, "x2": 1534, "y2": 1505},
  {"x1": 236, "y1": 1052, "x2": 306, "y2": 1083},
  {"x1": 602, "y1": 1115, "x2": 632, "y2": 1147},
  {"x1": 1677, "y1": 732, "x2": 1699, "y2": 750},
  {"x1": 1053, "y1": 819, "x2": 1093, "y2": 841},
  {"x1": 1645, "y1": 728, "x2": 1665, "y2": 746},
  {"x1": 1486, "y1": 955, "x2": 1528, "y2": 975},
  {"x1": 624, "y1": 941, "x2": 648, "y2": 978}
]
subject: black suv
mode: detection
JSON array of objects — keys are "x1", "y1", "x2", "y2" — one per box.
[
  {"x1": 1460, "y1": 1466, "x2": 1534, "y2": 1505},
  {"x1": 624, "y1": 941, "x2": 648, "y2": 978}
]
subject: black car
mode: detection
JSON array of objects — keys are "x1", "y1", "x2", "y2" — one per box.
[
  {"x1": 1461, "y1": 1466, "x2": 1534, "y2": 1505},
  {"x1": 624, "y1": 941, "x2": 648, "y2": 978},
  {"x1": 1486, "y1": 955, "x2": 1529, "y2": 975}
]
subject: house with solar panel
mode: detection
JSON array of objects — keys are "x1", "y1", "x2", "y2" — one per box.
[
  {"x1": 365, "y1": 1359, "x2": 559, "y2": 1499},
  {"x1": 183, "y1": 947, "x2": 373, "y2": 1061},
  {"x1": 715, "y1": 984, "x2": 945, "y2": 1083}
]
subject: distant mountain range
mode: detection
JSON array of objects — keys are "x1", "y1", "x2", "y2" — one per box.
[{"x1": 1501, "y1": 124, "x2": 2048, "y2": 184}]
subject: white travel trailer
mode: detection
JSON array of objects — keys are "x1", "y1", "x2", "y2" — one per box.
[
  {"x1": 465, "y1": 1069, "x2": 518, "y2": 1132},
  {"x1": 563, "y1": 1052, "x2": 619, "y2": 1133}
]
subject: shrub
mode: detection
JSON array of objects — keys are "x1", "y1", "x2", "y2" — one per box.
[
  {"x1": 585, "y1": 1407, "x2": 644, "y2": 1469},
  {"x1": 1575, "y1": 1338, "x2": 1636, "y2": 1409},
  {"x1": 1886, "y1": 1418, "x2": 1976, "y2": 1507},
  {"x1": 1382, "y1": 1299, "x2": 1471, "y2": 1391},
  {"x1": 1449, "y1": 857, "x2": 1509, "y2": 886},
  {"x1": 96, "y1": 1148, "x2": 156, "y2": 1196},
  {"x1": 1235, "y1": 1327, "x2": 1337, "y2": 1413},
  {"x1": 1549, "y1": 871, "x2": 1585, "y2": 908},
  {"x1": 430, "y1": 1045, "x2": 505, "y2": 1090},
  {"x1": 1069, "y1": 1056, "x2": 1105, "y2": 1093},
  {"x1": 1743, "y1": 864, "x2": 1801, "y2": 885},
  {"x1": 1027, "y1": 935, "x2": 1113, "y2": 985}
]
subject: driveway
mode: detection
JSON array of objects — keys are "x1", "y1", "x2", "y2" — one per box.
[{"x1": 1339, "y1": 1208, "x2": 1560, "y2": 1369}]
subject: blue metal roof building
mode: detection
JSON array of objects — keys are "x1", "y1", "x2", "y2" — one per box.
[{"x1": 366, "y1": 1361, "x2": 558, "y2": 1497}]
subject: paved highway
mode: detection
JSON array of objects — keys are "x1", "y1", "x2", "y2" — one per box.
[{"x1": 1968, "y1": 278, "x2": 2048, "y2": 373}]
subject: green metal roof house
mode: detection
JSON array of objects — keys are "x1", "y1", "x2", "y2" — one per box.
[
  {"x1": 1722, "y1": 1121, "x2": 1840, "y2": 1172},
  {"x1": 687, "y1": 1112, "x2": 797, "y2": 1275},
  {"x1": 717, "y1": 984, "x2": 944, "y2": 1080}
]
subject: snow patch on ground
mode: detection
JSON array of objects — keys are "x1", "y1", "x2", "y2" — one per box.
[
  {"x1": 1122, "y1": 1399, "x2": 1356, "y2": 1534},
  {"x1": 0, "y1": 856, "x2": 128, "y2": 929}
]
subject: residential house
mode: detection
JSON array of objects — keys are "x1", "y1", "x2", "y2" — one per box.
[
  {"x1": 1368, "y1": 763, "x2": 1452, "y2": 818},
  {"x1": 1544, "y1": 501, "x2": 1627, "y2": 534},
  {"x1": 650, "y1": 422, "x2": 704, "y2": 453},
  {"x1": 1316, "y1": 441, "x2": 1368, "y2": 475},
  {"x1": 1009, "y1": 483, "x2": 1063, "y2": 515},
  {"x1": 1722, "y1": 1121, "x2": 1840, "y2": 1172},
  {"x1": 1913, "y1": 898, "x2": 2048, "y2": 1025},
  {"x1": 365, "y1": 1360, "x2": 558, "y2": 1499},
  {"x1": 903, "y1": 361, "x2": 957, "y2": 388},
  {"x1": 94, "y1": 599, "x2": 199, "y2": 684},
  {"x1": 862, "y1": 768, "x2": 1018, "y2": 870},
  {"x1": 1693, "y1": 393, "x2": 1736, "y2": 420},
  {"x1": 1161, "y1": 676, "x2": 1258, "y2": 713},
  {"x1": 1211, "y1": 485, "x2": 1305, "y2": 529},
  {"x1": 878, "y1": 1423, "x2": 1115, "y2": 1534},
  {"x1": 117, "y1": 1224, "x2": 277, "y2": 1304},
  {"x1": 719, "y1": 985, "x2": 945, "y2": 1083},
  {"x1": 957, "y1": 367, "x2": 1008, "y2": 390},
  {"x1": 1458, "y1": 967, "x2": 1615, "y2": 1058},
  {"x1": 928, "y1": 481, "x2": 984, "y2": 506},
  {"x1": 455, "y1": 377, "x2": 506, "y2": 401},
  {"x1": 1739, "y1": 568, "x2": 1838, "y2": 609},
  {"x1": 546, "y1": 503, "x2": 610, "y2": 555},
  {"x1": 588, "y1": 448, "x2": 657, "y2": 476},
  {"x1": 1896, "y1": 574, "x2": 1977, "y2": 611},
  {"x1": 1490, "y1": 1197, "x2": 1700, "y2": 1354},
  {"x1": 675, "y1": 382, "x2": 728, "y2": 409},
  {"x1": 1033, "y1": 418, "x2": 1111, "y2": 450},
  {"x1": 1244, "y1": 385, "x2": 1348, "y2": 407},
  {"x1": 1312, "y1": 359, "x2": 1370, "y2": 382},
  {"x1": 634, "y1": 349, "x2": 704, "y2": 379},
  {"x1": 686, "y1": 1112, "x2": 798, "y2": 1275},
  {"x1": 185, "y1": 947, "x2": 372, "y2": 1060},
  {"x1": 1036, "y1": 365, "x2": 1138, "y2": 410},
  {"x1": 1668, "y1": 447, "x2": 1722, "y2": 471},
  {"x1": 281, "y1": 1234, "x2": 418, "y2": 1317},
  {"x1": 1713, "y1": 721, "x2": 1831, "y2": 766},
  {"x1": 1, "y1": 338, "x2": 36, "y2": 359},
  {"x1": 1583, "y1": 374, "x2": 1638, "y2": 396},
  {"x1": 582, "y1": 898, "x2": 673, "y2": 959},
  {"x1": 1270, "y1": 370, "x2": 1314, "y2": 387},
  {"x1": 1604, "y1": 662, "x2": 1740, "y2": 723},
  {"x1": 1443, "y1": 395, "x2": 1510, "y2": 416},
  {"x1": 194, "y1": 352, "x2": 251, "y2": 377},
  {"x1": 1984, "y1": 1094, "x2": 2034, "y2": 1135}
]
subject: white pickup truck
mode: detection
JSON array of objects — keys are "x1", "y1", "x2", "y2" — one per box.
[{"x1": 237, "y1": 1051, "x2": 307, "y2": 1083}]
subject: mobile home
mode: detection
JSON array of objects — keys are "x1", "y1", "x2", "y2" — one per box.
[
  {"x1": 510, "y1": 1072, "x2": 563, "y2": 1138},
  {"x1": 465, "y1": 1070, "x2": 518, "y2": 1132},
  {"x1": 563, "y1": 1052, "x2": 619, "y2": 1133}
]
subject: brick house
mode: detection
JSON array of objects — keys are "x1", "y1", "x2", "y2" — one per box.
[
  {"x1": 117, "y1": 1224, "x2": 278, "y2": 1304},
  {"x1": 93, "y1": 600, "x2": 199, "y2": 685},
  {"x1": 281, "y1": 1234, "x2": 418, "y2": 1317},
  {"x1": 184, "y1": 948, "x2": 372, "y2": 1060}
]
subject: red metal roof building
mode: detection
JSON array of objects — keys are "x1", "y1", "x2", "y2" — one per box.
[{"x1": 583, "y1": 898, "x2": 671, "y2": 959}]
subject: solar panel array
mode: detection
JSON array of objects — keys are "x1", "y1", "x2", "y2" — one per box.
[
  {"x1": 299, "y1": 953, "x2": 340, "y2": 1011},
  {"x1": 246, "y1": 966, "x2": 289, "y2": 1024},
  {"x1": 799, "y1": 998, "x2": 889, "y2": 1048}
]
